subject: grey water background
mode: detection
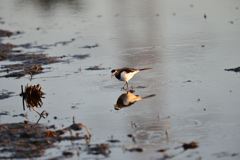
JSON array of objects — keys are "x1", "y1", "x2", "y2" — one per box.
[{"x1": 0, "y1": 0, "x2": 240, "y2": 159}]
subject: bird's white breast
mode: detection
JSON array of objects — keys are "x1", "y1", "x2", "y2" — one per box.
[{"x1": 120, "y1": 71, "x2": 139, "y2": 82}]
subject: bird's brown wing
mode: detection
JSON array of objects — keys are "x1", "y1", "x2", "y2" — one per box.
[{"x1": 119, "y1": 67, "x2": 139, "y2": 73}]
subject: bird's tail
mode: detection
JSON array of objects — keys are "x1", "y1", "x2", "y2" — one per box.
[{"x1": 139, "y1": 68, "x2": 153, "y2": 71}]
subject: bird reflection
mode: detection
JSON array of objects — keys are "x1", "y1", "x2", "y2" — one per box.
[{"x1": 114, "y1": 92, "x2": 155, "y2": 110}]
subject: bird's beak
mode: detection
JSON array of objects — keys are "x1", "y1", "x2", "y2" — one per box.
[{"x1": 111, "y1": 73, "x2": 115, "y2": 78}]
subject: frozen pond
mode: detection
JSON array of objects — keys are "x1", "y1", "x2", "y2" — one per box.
[{"x1": 0, "y1": 0, "x2": 240, "y2": 159}]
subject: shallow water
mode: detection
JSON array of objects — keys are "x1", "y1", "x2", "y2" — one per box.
[{"x1": 1, "y1": 0, "x2": 240, "y2": 159}]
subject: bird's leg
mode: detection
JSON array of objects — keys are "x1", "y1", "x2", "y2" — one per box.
[
  {"x1": 122, "y1": 82, "x2": 128, "y2": 90},
  {"x1": 122, "y1": 82, "x2": 126, "y2": 90}
]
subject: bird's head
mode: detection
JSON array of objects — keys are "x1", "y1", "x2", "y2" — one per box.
[
  {"x1": 114, "y1": 104, "x2": 121, "y2": 110},
  {"x1": 111, "y1": 69, "x2": 117, "y2": 78}
]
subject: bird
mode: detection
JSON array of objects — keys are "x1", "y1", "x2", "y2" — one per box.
[
  {"x1": 111, "y1": 67, "x2": 153, "y2": 89},
  {"x1": 114, "y1": 92, "x2": 156, "y2": 110}
]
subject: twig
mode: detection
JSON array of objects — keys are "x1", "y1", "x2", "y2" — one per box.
[
  {"x1": 85, "y1": 125, "x2": 91, "y2": 137},
  {"x1": 21, "y1": 85, "x2": 25, "y2": 110},
  {"x1": 165, "y1": 121, "x2": 169, "y2": 143},
  {"x1": 73, "y1": 116, "x2": 75, "y2": 124},
  {"x1": 36, "y1": 110, "x2": 48, "y2": 123},
  {"x1": 29, "y1": 72, "x2": 33, "y2": 81}
]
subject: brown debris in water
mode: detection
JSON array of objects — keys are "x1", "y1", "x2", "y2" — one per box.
[
  {"x1": 69, "y1": 123, "x2": 85, "y2": 130},
  {"x1": 0, "y1": 90, "x2": 14, "y2": 99},
  {"x1": 107, "y1": 139, "x2": 121, "y2": 143},
  {"x1": 0, "y1": 122, "x2": 54, "y2": 158},
  {"x1": 66, "y1": 123, "x2": 91, "y2": 137},
  {"x1": 0, "y1": 53, "x2": 61, "y2": 78},
  {"x1": 225, "y1": 66, "x2": 240, "y2": 72},
  {"x1": 0, "y1": 111, "x2": 10, "y2": 115},
  {"x1": 0, "y1": 29, "x2": 13, "y2": 37},
  {"x1": 63, "y1": 151, "x2": 74, "y2": 158},
  {"x1": 125, "y1": 147, "x2": 143, "y2": 152},
  {"x1": 0, "y1": 29, "x2": 65, "y2": 78},
  {"x1": 45, "y1": 130, "x2": 56, "y2": 137},
  {"x1": 182, "y1": 141, "x2": 198, "y2": 150},
  {"x1": 20, "y1": 84, "x2": 48, "y2": 123},
  {"x1": 157, "y1": 148, "x2": 168, "y2": 152},
  {"x1": 85, "y1": 65, "x2": 107, "y2": 70},
  {"x1": 20, "y1": 84, "x2": 45, "y2": 109},
  {"x1": 30, "y1": 65, "x2": 43, "y2": 71},
  {"x1": 81, "y1": 43, "x2": 99, "y2": 49},
  {"x1": 0, "y1": 121, "x2": 92, "y2": 159},
  {"x1": 73, "y1": 53, "x2": 90, "y2": 59},
  {"x1": 88, "y1": 143, "x2": 111, "y2": 157}
]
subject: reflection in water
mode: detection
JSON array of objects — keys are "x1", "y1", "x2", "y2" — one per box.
[
  {"x1": 114, "y1": 92, "x2": 155, "y2": 110},
  {"x1": 20, "y1": 84, "x2": 48, "y2": 123},
  {"x1": 14, "y1": 0, "x2": 85, "y2": 15}
]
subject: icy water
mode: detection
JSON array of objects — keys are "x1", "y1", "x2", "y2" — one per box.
[{"x1": 0, "y1": 0, "x2": 240, "y2": 159}]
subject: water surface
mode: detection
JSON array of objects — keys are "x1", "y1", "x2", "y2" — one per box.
[{"x1": 0, "y1": 0, "x2": 240, "y2": 159}]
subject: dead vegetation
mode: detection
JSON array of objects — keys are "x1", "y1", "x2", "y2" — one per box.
[
  {"x1": 182, "y1": 141, "x2": 198, "y2": 150},
  {"x1": 0, "y1": 119, "x2": 92, "y2": 159},
  {"x1": 125, "y1": 147, "x2": 143, "y2": 152},
  {"x1": 81, "y1": 43, "x2": 99, "y2": 49},
  {"x1": 85, "y1": 64, "x2": 108, "y2": 70},
  {"x1": 20, "y1": 84, "x2": 48, "y2": 123},
  {"x1": 0, "y1": 90, "x2": 14, "y2": 99},
  {"x1": 0, "y1": 29, "x2": 14, "y2": 37},
  {"x1": 0, "y1": 52, "x2": 61, "y2": 78},
  {"x1": 87, "y1": 143, "x2": 111, "y2": 157},
  {"x1": 0, "y1": 29, "x2": 68, "y2": 79},
  {"x1": 20, "y1": 84, "x2": 45, "y2": 109},
  {"x1": 73, "y1": 53, "x2": 90, "y2": 59}
]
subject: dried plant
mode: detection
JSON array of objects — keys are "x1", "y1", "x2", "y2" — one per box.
[
  {"x1": 20, "y1": 84, "x2": 47, "y2": 123},
  {"x1": 21, "y1": 84, "x2": 44, "y2": 109}
]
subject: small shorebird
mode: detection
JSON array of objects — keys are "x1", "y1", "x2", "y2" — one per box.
[{"x1": 111, "y1": 67, "x2": 153, "y2": 89}]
